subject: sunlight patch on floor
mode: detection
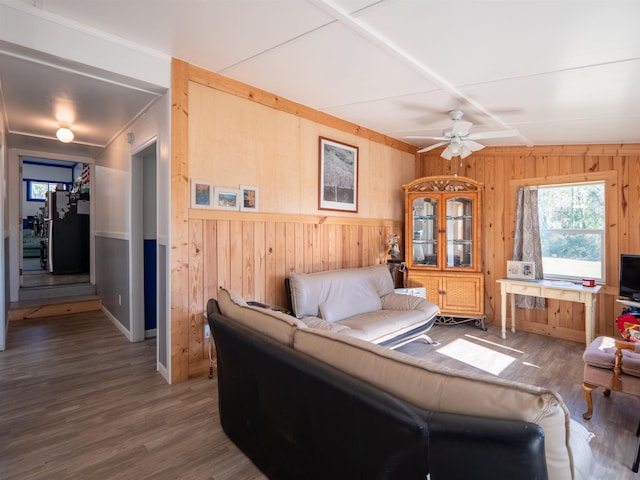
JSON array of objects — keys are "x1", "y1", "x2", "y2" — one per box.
[
  {"x1": 464, "y1": 334, "x2": 525, "y2": 354},
  {"x1": 436, "y1": 338, "x2": 516, "y2": 376}
]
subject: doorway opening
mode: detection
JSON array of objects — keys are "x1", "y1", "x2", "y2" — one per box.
[
  {"x1": 130, "y1": 141, "x2": 158, "y2": 342},
  {"x1": 19, "y1": 156, "x2": 93, "y2": 298}
]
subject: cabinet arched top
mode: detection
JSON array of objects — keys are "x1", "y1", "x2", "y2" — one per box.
[{"x1": 403, "y1": 176, "x2": 483, "y2": 193}]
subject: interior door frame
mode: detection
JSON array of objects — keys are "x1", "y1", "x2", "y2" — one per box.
[{"x1": 129, "y1": 137, "x2": 158, "y2": 344}]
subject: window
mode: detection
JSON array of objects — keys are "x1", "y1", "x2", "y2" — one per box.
[
  {"x1": 26, "y1": 180, "x2": 69, "y2": 201},
  {"x1": 537, "y1": 181, "x2": 605, "y2": 282}
]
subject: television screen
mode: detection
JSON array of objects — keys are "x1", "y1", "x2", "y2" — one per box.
[{"x1": 620, "y1": 254, "x2": 640, "y2": 301}]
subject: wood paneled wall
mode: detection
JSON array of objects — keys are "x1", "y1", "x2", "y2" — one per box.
[
  {"x1": 418, "y1": 145, "x2": 640, "y2": 343},
  {"x1": 171, "y1": 59, "x2": 413, "y2": 381},
  {"x1": 187, "y1": 213, "x2": 400, "y2": 375}
]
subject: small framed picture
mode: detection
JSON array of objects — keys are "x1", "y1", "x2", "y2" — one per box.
[
  {"x1": 240, "y1": 185, "x2": 259, "y2": 212},
  {"x1": 214, "y1": 187, "x2": 240, "y2": 211},
  {"x1": 521, "y1": 261, "x2": 535, "y2": 279},
  {"x1": 507, "y1": 260, "x2": 536, "y2": 280},
  {"x1": 191, "y1": 179, "x2": 213, "y2": 209},
  {"x1": 507, "y1": 260, "x2": 522, "y2": 279}
]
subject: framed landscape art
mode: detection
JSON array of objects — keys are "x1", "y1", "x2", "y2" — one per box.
[{"x1": 318, "y1": 137, "x2": 358, "y2": 212}]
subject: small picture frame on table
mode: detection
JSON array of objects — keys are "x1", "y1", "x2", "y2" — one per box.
[
  {"x1": 190, "y1": 179, "x2": 213, "y2": 209},
  {"x1": 214, "y1": 187, "x2": 240, "y2": 211},
  {"x1": 507, "y1": 260, "x2": 536, "y2": 280},
  {"x1": 240, "y1": 185, "x2": 259, "y2": 212}
]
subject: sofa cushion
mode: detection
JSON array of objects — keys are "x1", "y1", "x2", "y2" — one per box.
[
  {"x1": 289, "y1": 264, "x2": 393, "y2": 319},
  {"x1": 301, "y1": 317, "x2": 352, "y2": 334},
  {"x1": 381, "y1": 292, "x2": 439, "y2": 316},
  {"x1": 293, "y1": 328, "x2": 592, "y2": 480},
  {"x1": 583, "y1": 335, "x2": 640, "y2": 377},
  {"x1": 318, "y1": 281, "x2": 382, "y2": 322},
  {"x1": 216, "y1": 288, "x2": 306, "y2": 345},
  {"x1": 337, "y1": 309, "x2": 436, "y2": 344}
]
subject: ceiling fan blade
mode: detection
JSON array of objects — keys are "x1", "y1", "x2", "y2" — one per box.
[
  {"x1": 468, "y1": 129, "x2": 519, "y2": 140},
  {"x1": 417, "y1": 141, "x2": 448, "y2": 153},
  {"x1": 406, "y1": 135, "x2": 449, "y2": 141},
  {"x1": 450, "y1": 120, "x2": 472, "y2": 136},
  {"x1": 463, "y1": 139, "x2": 485, "y2": 152}
]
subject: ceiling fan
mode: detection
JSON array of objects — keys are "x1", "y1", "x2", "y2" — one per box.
[{"x1": 407, "y1": 110, "x2": 519, "y2": 159}]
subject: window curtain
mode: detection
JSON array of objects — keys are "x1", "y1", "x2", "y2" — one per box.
[{"x1": 513, "y1": 187, "x2": 545, "y2": 309}]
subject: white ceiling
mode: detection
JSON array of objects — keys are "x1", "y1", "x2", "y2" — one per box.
[{"x1": 2, "y1": 0, "x2": 639, "y2": 157}]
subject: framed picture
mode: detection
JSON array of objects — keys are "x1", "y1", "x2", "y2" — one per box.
[
  {"x1": 507, "y1": 260, "x2": 536, "y2": 280},
  {"x1": 318, "y1": 137, "x2": 358, "y2": 212},
  {"x1": 191, "y1": 179, "x2": 213, "y2": 209},
  {"x1": 214, "y1": 187, "x2": 240, "y2": 211},
  {"x1": 240, "y1": 185, "x2": 259, "y2": 212}
]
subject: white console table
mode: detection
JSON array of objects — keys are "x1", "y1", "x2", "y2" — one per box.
[{"x1": 497, "y1": 278, "x2": 601, "y2": 346}]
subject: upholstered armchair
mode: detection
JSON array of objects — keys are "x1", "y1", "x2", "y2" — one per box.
[
  {"x1": 583, "y1": 336, "x2": 640, "y2": 420},
  {"x1": 582, "y1": 335, "x2": 640, "y2": 472}
]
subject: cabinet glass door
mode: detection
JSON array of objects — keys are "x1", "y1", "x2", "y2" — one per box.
[
  {"x1": 412, "y1": 197, "x2": 438, "y2": 266},
  {"x1": 446, "y1": 196, "x2": 473, "y2": 268}
]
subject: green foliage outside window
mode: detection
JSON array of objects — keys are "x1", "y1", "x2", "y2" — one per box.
[{"x1": 538, "y1": 182, "x2": 605, "y2": 280}]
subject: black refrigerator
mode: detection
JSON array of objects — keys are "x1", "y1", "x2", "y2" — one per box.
[{"x1": 47, "y1": 191, "x2": 90, "y2": 274}]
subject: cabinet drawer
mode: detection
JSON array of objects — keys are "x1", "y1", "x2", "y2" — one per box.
[
  {"x1": 509, "y1": 284, "x2": 541, "y2": 296},
  {"x1": 544, "y1": 288, "x2": 582, "y2": 302}
]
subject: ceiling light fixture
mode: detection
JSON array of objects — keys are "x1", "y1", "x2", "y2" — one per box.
[{"x1": 56, "y1": 126, "x2": 74, "y2": 143}]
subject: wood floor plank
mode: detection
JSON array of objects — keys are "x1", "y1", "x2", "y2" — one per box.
[
  {"x1": 1, "y1": 310, "x2": 637, "y2": 479},
  {"x1": 0, "y1": 311, "x2": 266, "y2": 480}
]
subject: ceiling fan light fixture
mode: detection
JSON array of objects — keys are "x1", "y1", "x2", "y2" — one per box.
[
  {"x1": 56, "y1": 126, "x2": 74, "y2": 143},
  {"x1": 441, "y1": 145, "x2": 454, "y2": 160},
  {"x1": 460, "y1": 144, "x2": 473, "y2": 159}
]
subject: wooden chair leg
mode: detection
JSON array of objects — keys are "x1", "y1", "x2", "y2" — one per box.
[{"x1": 582, "y1": 382, "x2": 598, "y2": 420}]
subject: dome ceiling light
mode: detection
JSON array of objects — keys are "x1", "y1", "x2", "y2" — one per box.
[{"x1": 56, "y1": 125, "x2": 74, "y2": 143}]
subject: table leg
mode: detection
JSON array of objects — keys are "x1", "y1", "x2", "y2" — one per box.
[
  {"x1": 500, "y1": 284, "x2": 507, "y2": 339},
  {"x1": 510, "y1": 292, "x2": 516, "y2": 333},
  {"x1": 584, "y1": 294, "x2": 597, "y2": 346}
]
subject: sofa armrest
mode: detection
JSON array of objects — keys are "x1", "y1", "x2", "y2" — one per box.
[{"x1": 381, "y1": 293, "x2": 440, "y2": 316}]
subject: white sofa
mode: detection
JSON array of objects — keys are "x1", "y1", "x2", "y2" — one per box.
[{"x1": 288, "y1": 264, "x2": 440, "y2": 345}]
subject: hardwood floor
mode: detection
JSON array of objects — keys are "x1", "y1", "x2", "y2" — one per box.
[
  {"x1": 0, "y1": 311, "x2": 266, "y2": 480},
  {"x1": 1, "y1": 311, "x2": 638, "y2": 479},
  {"x1": 21, "y1": 256, "x2": 90, "y2": 287}
]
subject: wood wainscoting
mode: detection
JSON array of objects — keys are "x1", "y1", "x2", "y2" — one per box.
[{"x1": 186, "y1": 209, "x2": 402, "y2": 378}]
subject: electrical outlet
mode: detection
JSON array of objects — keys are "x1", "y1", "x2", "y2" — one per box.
[{"x1": 204, "y1": 324, "x2": 211, "y2": 339}]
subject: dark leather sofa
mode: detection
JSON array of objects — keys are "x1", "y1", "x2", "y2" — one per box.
[{"x1": 207, "y1": 299, "x2": 549, "y2": 480}]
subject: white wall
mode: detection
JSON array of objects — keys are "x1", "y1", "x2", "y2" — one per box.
[
  {"x1": 94, "y1": 92, "x2": 170, "y2": 381},
  {"x1": 0, "y1": 2, "x2": 170, "y2": 89},
  {"x1": 1, "y1": 98, "x2": 7, "y2": 351}
]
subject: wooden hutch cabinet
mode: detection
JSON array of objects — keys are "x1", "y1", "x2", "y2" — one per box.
[{"x1": 403, "y1": 176, "x2": 485, "y2": 323}]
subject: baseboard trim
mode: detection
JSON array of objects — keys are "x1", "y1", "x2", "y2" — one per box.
[{"x1": 101, "y1": 306, "x2": 132, "y2": 342}]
